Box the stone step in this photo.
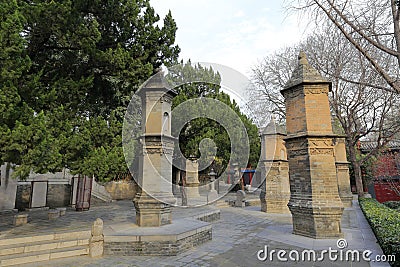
[0,230,91,247]
[0,246,89,266]
[0,238,89,257]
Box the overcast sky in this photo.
[151,0,311,77]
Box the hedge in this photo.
[383,201,400,212]
[359,198,400,267]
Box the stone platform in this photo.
[0,201,220,262]
[103,204,220,256]
[104,218,212,256]
[0,198,389,267]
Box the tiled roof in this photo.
[360,140,400,151]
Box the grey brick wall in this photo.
[104,230,212,256]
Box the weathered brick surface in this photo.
[196,212,220,222]
[260,120,290,214]
[134,71,176,227]
[334,137,353,207]
[281,52,344,238]
[103,230,212,256]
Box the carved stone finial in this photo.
[298,51,308,65]
[282,50,330,90]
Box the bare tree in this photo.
[249,46,299,127]
[287,0,400,92]
[249,25,400,197]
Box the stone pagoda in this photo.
[134,70,177,227]
[334,137,353,207]
[281,52,344,238]
[259,117,290,213]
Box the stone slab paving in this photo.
[0,201,220,239]
[7,198,391,267]
[0,197,389,267]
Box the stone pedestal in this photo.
[261,161,290,213]
[134,71,177,227]
[48,210,60,220]
[281,52,344,239]
[13,214,28,226]
[207,181,218,204]
[260,119,290,213]
[334,137,353,207]
[185,159,201,199]
[89,218,104,258]
[135,193,173,226]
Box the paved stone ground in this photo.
[0,201,220,239]
[3,196,391,267]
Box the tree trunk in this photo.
[348,144,364,197]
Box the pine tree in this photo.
[1,0,180,181]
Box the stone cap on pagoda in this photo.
[281,51,331,93]
[261,115,286,136]
[136,68,177,97]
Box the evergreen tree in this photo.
[1,0,180,181]
[0,0,33,168]
[169,61,260,174]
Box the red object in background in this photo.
[372,152,400,202]
[374,182,400,203]
[374,154,399,178]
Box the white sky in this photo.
[151,0,311,77]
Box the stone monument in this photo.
[281,52,344,238]
[134,70,177,227]
[334,137,353,207]
[207,168,218,203]
[185,157,201,200]
[259,117,290,213]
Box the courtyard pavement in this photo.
[0,194,392,267]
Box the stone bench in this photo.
[48,210,60,220]
[13,214,28,226]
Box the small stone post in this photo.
[185,157,201,199]
[207,168,218,203]
[259,117,290,213]
[334,137,353,207]
[281,52,344,238]
[89,218,104,258]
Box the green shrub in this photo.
[383,201,400,211]
[359,198,400,267]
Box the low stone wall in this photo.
[195,210,220,222]
[104,229,212,256]
[104,181,137,200]
[103,209,219,256]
